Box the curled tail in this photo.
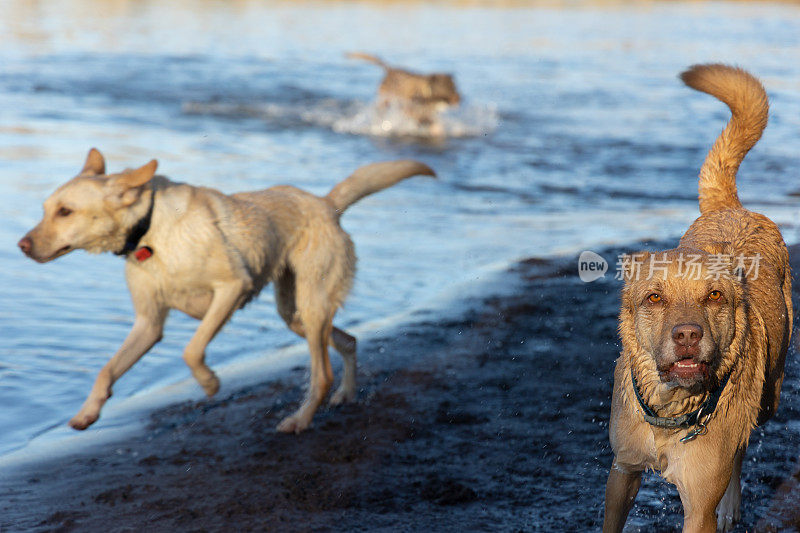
[681,64,769,214]
[326,160,435,215]
[346,52,389,70]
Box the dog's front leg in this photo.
[70,314,165,430]
[679,453,733,533]
[182,281,247,397]
[603,460,642,533]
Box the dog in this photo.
[347,52,460,133]
[604,64,792,532]
[18,150,434,433]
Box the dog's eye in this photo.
[708,290,722,301]
[647,293,662,303]
[57,207,73,217]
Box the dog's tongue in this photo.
[669,359,707,380]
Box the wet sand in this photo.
[1,244,799,532]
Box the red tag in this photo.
[134,247,153,262]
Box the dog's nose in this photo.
[18,236,33,256]
[672,323,703,346]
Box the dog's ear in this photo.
[81,148,106,175]
[117,160,158,189]
[105,160,158,207]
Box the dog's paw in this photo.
[329,386,356,406]
[69,410,99,431]
[716,512,738,533]
[199,373,220,397]
[276,414,310,434]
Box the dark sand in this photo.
[1,245,799,532]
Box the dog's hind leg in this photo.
[328,327,357,405]
[275,269,358,406]
[281,318,357,407]
[276,311,335,433]
[182,280,248,397]
[276,269,340,433]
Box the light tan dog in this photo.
[18,151,434,433]
[347,52,460,129]
[604,65,792,532]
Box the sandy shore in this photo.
[1,244,799,532]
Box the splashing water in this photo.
[332,101,499,139]
[183,98,499,139]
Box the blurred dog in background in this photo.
[347,52,460,135]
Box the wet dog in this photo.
[604,65,792,532]
[18,151,434,433]
[347,52,460,133]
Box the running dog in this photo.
[18,151,434,433]
[604,65,792,532]
[347,52,460,131]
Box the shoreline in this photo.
[1,243,798,531]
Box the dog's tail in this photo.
[681,64,769,214]
[326,161,435,215]
[346,52,389,70]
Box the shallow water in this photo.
[1,0,799,480]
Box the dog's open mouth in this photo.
[666,358,709,381]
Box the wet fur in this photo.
[20,150,434,434]
[604,65,792,532]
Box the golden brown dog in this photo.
[18,151,434,433]
[604,65,792,532]
[347,52,460,131]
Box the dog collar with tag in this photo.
[133,246,153,262]
[630,367,730,443]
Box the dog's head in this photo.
[426,74,460,106]
[620,248,743,391]
[18,149,158,262]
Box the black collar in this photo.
[630,366,730,443]
[115,186,155,257]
